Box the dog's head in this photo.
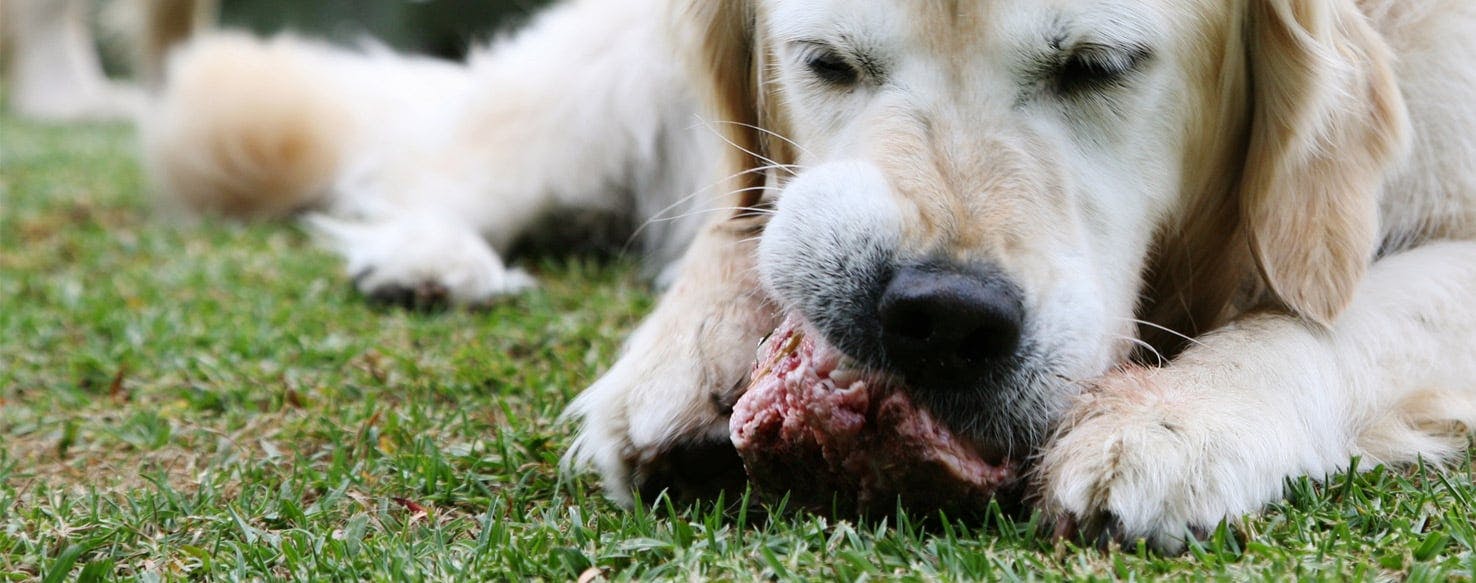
[682,0,1408,456]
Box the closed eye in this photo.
[797,42,863,87]
[1053,44,1152,95]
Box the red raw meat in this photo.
[730,315,1018,516]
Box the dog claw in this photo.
[1058,511,1131,550]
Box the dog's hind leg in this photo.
[307,0,715,305]
[142,31,528,306]
[145,0,714,306]
[307,211,535,309]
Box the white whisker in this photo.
[627,173,786,244]
[1115,317,1205,348]
[708,120,814,157]
[692,115,797,176]
[1116,334,1167,367]
[646,206,777,226]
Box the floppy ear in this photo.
[1240,0,1409,324]
[672,1,794,215]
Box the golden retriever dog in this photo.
[145,0,1474,552]
[1,0,213,121]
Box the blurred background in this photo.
[4,0,556,120]
[215,0,553,60]
[75,0,556,79]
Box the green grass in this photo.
[1,116,1473,581]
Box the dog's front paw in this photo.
[567,374,746,506]
[562,326,751,505]
[308,213,536,308]
[1036,368,1291,554]
[563,296,777,505]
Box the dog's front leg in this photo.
[1038,241,1476,553]
[564,215,779,505]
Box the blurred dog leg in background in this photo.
[0,0,213,122]
[135,0,218,85]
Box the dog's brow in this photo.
[1045,9,1158,54]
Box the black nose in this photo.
[878,265,1024,386]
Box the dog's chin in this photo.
[729,314,1026,516]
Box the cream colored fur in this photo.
[137,0,1475,554]
[565,0,1476,554]
[144,0,716,303]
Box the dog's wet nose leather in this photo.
[878,265,1024,387]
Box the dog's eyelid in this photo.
[1038,40,1154,97]
[1068,42,1153,72]
[792,40,868,87]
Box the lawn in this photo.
[1,116,1473,581]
